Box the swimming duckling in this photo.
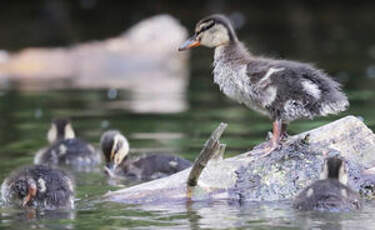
[46,118,75,144]
[179,15,348,154]
[34,119,101,170]
[293,156,360,211]
[1,165,74,209]
[100,130,192,181]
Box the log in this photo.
[103,116,375,204]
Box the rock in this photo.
[0,14,188,81]
[103,116,375,204]
[0,50,9,64]
[0,15,189,113]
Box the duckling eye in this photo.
[203,23,214,31]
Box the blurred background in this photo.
[0,1,375,229]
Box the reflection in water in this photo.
[103,77,188,113]
[134,200,375,229]
[0,207,75,230]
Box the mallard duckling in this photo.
[1,165,74,209]
[293,156,360,211]
[179,15,348,154]
[100,130,192,181]
[46,118,75,144]
[34,119,101,170]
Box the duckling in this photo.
[46,118,75,144]
[100,130,192,181]
[34,119,101,170]
[293,156,360,211]
[179,15,348,154]
[1,165,74,209]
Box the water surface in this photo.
[0,77,374,229]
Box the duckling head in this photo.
[8,176,37,207]
[47,118,76,144]
[320,156,348,185]
[100,130,130,176]
[178,14,238,51]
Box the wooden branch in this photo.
[187,122,227,187]
[213,144,226,161]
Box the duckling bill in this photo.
[100,130,192,181]
[1,165,74,209]
[179,15,348,154]
[293,156,360,211]
[34,119,101,170]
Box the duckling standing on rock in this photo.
[179,15,348,154]
[1,165,74,209]
[293,156,361,211]
[34,119,101,170]
[100,130,192,181]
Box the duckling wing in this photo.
[130,154,191,180]
[39,138,100,168]
[247,59,325,100]
[247,59,348,120]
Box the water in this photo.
[1,2,375,229]
[0,79,374,229]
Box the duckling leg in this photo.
[251,120,282,156]
[249,119,286,156]
[281,123,289,141]
[268,120,282,151]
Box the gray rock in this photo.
[0,15,189,113]
[104,116,375,204]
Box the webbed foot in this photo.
[247,119,284,156]
[248,140,281,156]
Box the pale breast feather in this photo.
[213,59,271,116]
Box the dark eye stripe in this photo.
[197,21,215,35]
